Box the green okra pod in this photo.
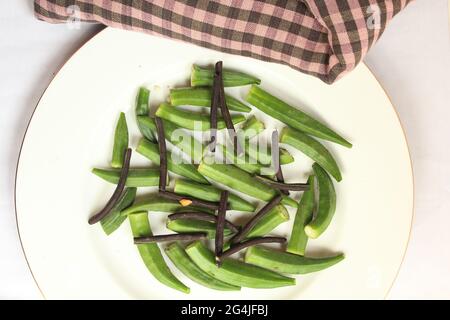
[155,103,246,131]
[246,205,289,238]
[135,88,156,142]
[174,179,255,212]
[245,246,344,274]
[120,194,213,216]
[111,112,129,168]
[245,144,294,166]
[287,175,315,255]
[217,144,272,177]
[136,116,205,163]
[100,187,137,235]
[129,212,189,293]
[240,116,265,139]
[92,168,164,187]
[223,204,289,251]
[186,241,295,288]
[246,85,351,148]
[280,127,342,181]
[170,87,251,113]
[197,160,298,208]
[166,219,233,239]
[136,138,209,184]
[191,65,261,87]
[304,163,336,239]
[165,243,240,291]
[136,87,150,116]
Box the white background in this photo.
[0,0,449,299]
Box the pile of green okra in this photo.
[88,63,350,293]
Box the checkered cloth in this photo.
[34,0,412,84]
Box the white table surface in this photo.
[1,0,449,300]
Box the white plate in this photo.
[15,28,413,299]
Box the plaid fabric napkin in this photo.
[34,0,411,84]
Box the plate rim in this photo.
[14,27,414,300]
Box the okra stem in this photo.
[245,246,344,274]
[304,163,336,239]
[129,212,189,293]
[92,168,164,187]
[170,87,251,112]
[186,241,295,288]
[165,243,241,291]
[191,65,261,87]
[111,112,129,168]
[287,175,315,255]
[155,103,246,131]
[246,85,351,148]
